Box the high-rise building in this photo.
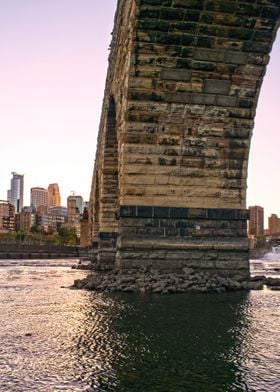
[67,195,83,214]
[48,183,61,208]
[268,214,280,235]
[8,172,24,213]
[30,187,48,211]
[248,206,264,236]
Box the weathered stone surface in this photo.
[161,69,192,81]
[88,0,280,278]
[203,79,231,94]
[72,267,265,295]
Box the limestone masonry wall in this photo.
[89,0,280,277]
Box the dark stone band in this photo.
[119,205,249,221]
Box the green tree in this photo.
[16,231,25,242]
[30,225,39,234]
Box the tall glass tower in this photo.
[8,172,24,213]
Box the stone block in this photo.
[165,228,179,236]
[197,36,215,48]
[238,99,254,109]
[216,95,237,107]
[215,260,238,270]
[154,207,170,218]
[173,0,203,9]
[180,34,195,46]
[194,48,225,62]
[170,21,196,32]
[226,51,249,65]
[159,219,176,228]
[170,207,188,218]
[228,28,254,40]
[165,92,192,103]
[161,7,185,21]
[243,41,271,54]
[144,218,160,228]
[192,93,216,105]
[203,79,231,95]
[187,208,208,219]
[136,227,165,236]
[135,206,153,218]
[156,32,182,45]
[160,68,192,81]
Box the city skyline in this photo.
[0,0,279,220]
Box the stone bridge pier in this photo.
[89,0,280,277]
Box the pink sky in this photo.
[0,1,279,227]
[0,0,117,205]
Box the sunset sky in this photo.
[0,0,279,226]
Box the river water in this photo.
[0,255,279,392]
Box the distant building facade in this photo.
[48,206,68,216]
[0,200,15,232]
[30,187,48,211]
[248,206,264,236]
[268,214,280,236]
[8,172,24,213]
[40,213,66,234]
[67,195,83,214]
[48,183,61,208]
[17,211,36,232]
[65,195,82,238]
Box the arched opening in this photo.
[247,32,280,233]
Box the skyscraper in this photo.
[48,183,61,208]
[248,206,264,236]
[30,187,48,211]
[268,214,280,235]
[8,172,24,213]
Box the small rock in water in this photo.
[251,275,266,282]
[247,281,264,290]
[265,277,280,287]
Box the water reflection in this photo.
[73,291,278,392]
[0,260,279,391]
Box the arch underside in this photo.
[90,0,280,277]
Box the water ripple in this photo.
[0,258,279,391]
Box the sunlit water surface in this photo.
[0,255,279,392]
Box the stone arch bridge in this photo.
[89,0,279,278]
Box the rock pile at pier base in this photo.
[72,267,280,294]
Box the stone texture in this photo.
[72,267,265,295]
[88,0,280,277]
